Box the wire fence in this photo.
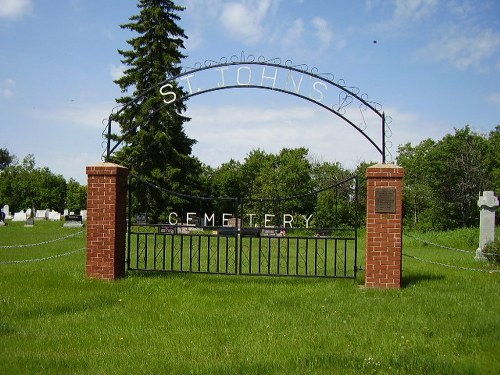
[0,230,85,264]
[403,233,500,273]
[0,230,84,249]
[0,248,85,264]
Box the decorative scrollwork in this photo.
[103,51,389,163]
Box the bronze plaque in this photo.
[375,188,396,213]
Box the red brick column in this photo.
[86,163,128,280]
[365,164,404,288]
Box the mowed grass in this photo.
[0,221,499,374]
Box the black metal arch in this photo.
[103,55,390,163]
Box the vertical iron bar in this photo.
[306,238,310,276]
[324,239,328,276]
[267,237,271,274]
[126,176,132,271]
[179,234,184,271]
[344,240,348,276]
[296,238,300,275]
[170,234,175,271]
[286,237,290,275]
[198,235,202,272]
[382,112,386,163]
[354,175,359,278]
[162,235,166,270]
[334,239,338,276]
[314,238,318,276]
[258,236,262,274]
[189,235,193,272]
[106,118,112,162]
[237,198,241,275]
[207,234,211,272]
[277,237,281,275]
[153,233,158,270]
[144,234,148,269]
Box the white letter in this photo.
[237,66,252,85]
[302,214,313,228]
[204,213,215,226]
[222,213,232,227]
[246,213,256,227]
[186,212,196,225]
[283,214,294,228]
[264,214,275,228]
[180,74,195,94]
[261,67,278,89]
[285,71,304,94]
[160,83,176,104]
[216,67,229,87]
[311,81,327,102]
[168,212,178,225]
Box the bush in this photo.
[482,237,500,265]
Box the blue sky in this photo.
[0,0,499,184]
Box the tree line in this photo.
[3,1,498,231]
[396,125,499,230]
[0,151,87,215]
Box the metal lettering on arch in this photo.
[103,52,392,163]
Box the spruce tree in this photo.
[112,0,202,221]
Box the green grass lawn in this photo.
[0,221,499,374]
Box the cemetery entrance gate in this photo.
[126,174,359,279]
[87,54,404,288]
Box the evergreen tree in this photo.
[112,0,202,221]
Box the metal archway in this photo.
[102,53,391,162]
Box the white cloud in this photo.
[487,92,500,105]
[283,18,304,46]
[312,17,333,48]
[421,26,500,71]
[185,104,389,168]
[33,101,114,129]
[220,0,273,45]
[0,78,15,98]
[110,64,126,81]
[0,0,33,20]
[393,0,437,22]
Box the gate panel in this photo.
[126,175,358,279]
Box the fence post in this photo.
[365,163,404,288]
[86,162,129,280]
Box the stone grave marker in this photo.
[64,214,83,228]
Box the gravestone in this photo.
[48,210,61,221]
[25,217,34,227]
[2,205,10,219]
[0,210,5,226]
[12,211,27,222]
[475,191,499,261]
[64,214,83,228]
[80,210,87,222]
[26,208,32,219]
[136,213,147,225]
[35,209,48,220]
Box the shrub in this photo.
[482,237,500,265]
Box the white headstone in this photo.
[12,211,27,222]
[2,205,10,219]
[64,209,69,216]
[35,210,47,220]
[80,210,87,222]
[48,210,61,221]
[475,191,499,261]
[26,208,32,218]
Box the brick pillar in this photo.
[86,162,128,280]
[365,163,404,288]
